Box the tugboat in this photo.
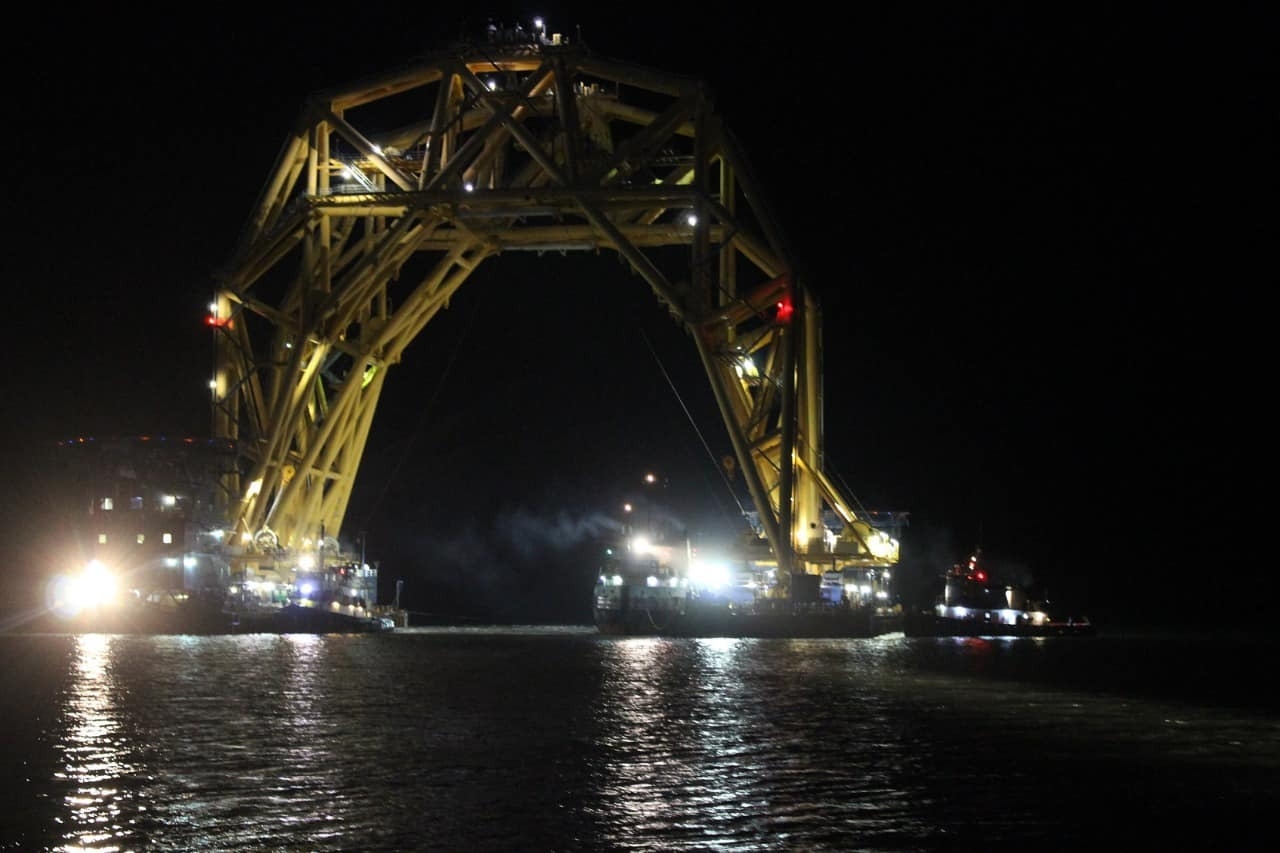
[903,550,1094,638]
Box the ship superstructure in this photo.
[40,435,393,632]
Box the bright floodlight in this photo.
[689,558,731,590]
[868,530,898,559]
[52,560,118,615]
[81,560,116,604]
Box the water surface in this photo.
[2,627,1275,851]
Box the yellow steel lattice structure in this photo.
[210,34,899,578]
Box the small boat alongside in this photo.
[231,601,398,634]
[902,551,1094,638]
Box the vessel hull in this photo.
[11,600,394,635]
[902,611,1095,638]
[594,604,902,639]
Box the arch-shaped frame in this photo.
[209,35,900,592]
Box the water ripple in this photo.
[1,630,1277,851]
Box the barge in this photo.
[25,572,398,636]
[592,524,903,639]
[26,436,404,637]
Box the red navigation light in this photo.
[975,570,987,582]
[775,295,794,324]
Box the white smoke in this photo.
[495,508,625,557]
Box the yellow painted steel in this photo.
[210,37,900,581]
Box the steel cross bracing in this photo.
[209,37,899,579]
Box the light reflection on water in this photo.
[1,629,1276,851]
[57,634,134,853]
[592,636,940,851]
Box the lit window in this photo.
[137,533,146,545]
[162,532,173,544]
[131,496,144,510]
[101,498,114,511]
[98,533,108,544]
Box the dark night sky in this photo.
[1,3,1266,626]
